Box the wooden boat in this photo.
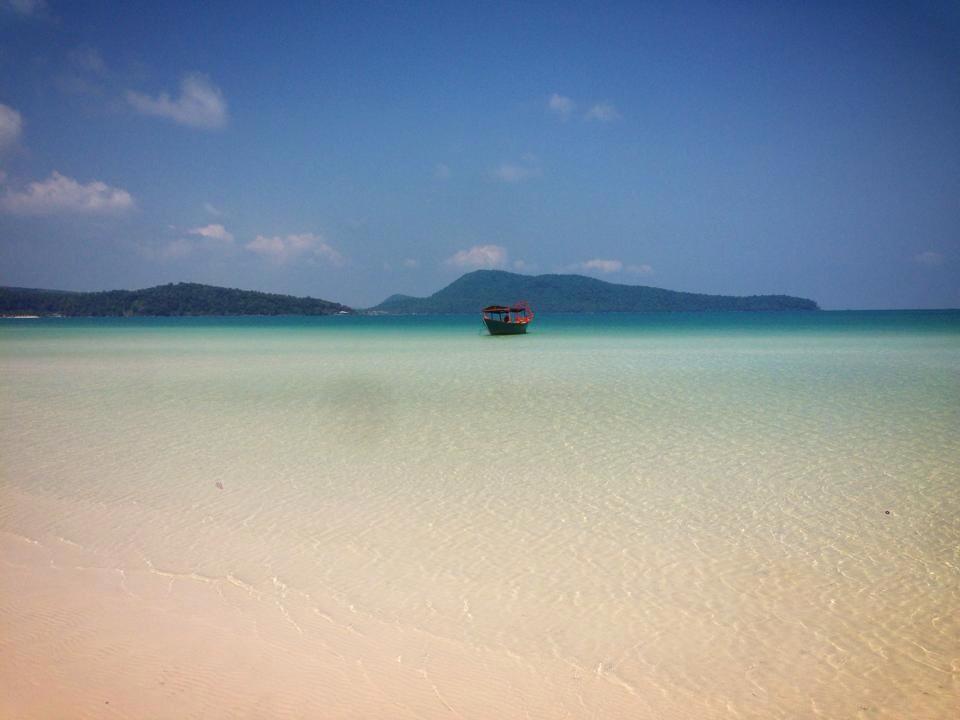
[482,302,534,335]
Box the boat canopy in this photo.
[481,300,534,334]
[482,304,530,313]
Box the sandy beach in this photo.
[2,315,958,718]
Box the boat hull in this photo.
[483,318,528,335]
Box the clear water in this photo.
[2,311,958,718]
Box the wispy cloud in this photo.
[2,0,48,18]
[571,258,653,276]
[70,46,106,75]
[245,232,344,265]
[402,258,420,268]
[152,224,235,261]
[445,244,508,269]
[548,93,623,123]
[914,250,944,267]
[127,73,228,129]
[580,258,623,273]
[0,171,134,215]
[188,223,233,243]
[157,238,194,260]
[57,46,109,96]
[203,201,224,217]
[494,163,538,183]
[0,103,23,152]
[585,103,622,122]
[492,154,541,183]
[434,163,451,180]
[548,93,574,118]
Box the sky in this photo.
[0,0,957,309]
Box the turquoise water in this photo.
[4,307,959,333]
[2,311,958,719]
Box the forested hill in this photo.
[370,270,819,314]
[0,283,351,316]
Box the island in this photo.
[368,270,819,314]
[0,283,351,317]
[1,272,819,317]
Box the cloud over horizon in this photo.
[572,259,653,276]
[0,171,134,215]
[580,258,622,273]
[444,244,508,269]
[127,74,228,129]
[153,224,235,261]
[245,233,344,265]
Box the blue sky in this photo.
[0,0,957,308]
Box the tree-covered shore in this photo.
[369,270,819,314]
[0,283,351,317]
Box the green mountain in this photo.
[0,283,351,317]
[370,270,819,313]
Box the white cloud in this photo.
[914,250,944,267]
[402,258,420,268]
[2,0,47,17]
[586,103,622,122]
[445,244,508,269]
[188,223,233,243]
[0,171,134,215]
[548,93,574,118]
[493,155,541,183]
[245,233,344,265]
[127,73,228,129]
[0,103,23,152]
[203,201,224,217]
[581,258,623,273]
[570,258,652,275]
[151,224,234,261]
[434,163,451,180]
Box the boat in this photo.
[482,301,534,335]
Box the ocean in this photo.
[1,311,958,718]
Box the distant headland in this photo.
[1,271,819,317]
[369,270,819,314]
[0,283,350,317]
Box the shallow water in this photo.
[2,311,958,718]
